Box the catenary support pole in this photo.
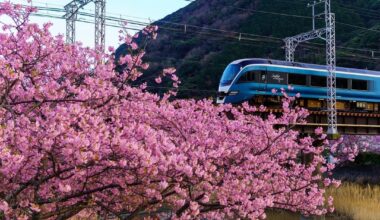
[64,0,106,51]
[283,0,338,138]
[95,0,106,51]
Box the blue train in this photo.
[217,58,380,112]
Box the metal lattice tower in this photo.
[95,0,106,51]
[325,1,337,136]
[65,5,78,44]
[285,39,296,62]
[283,0,338,136]
[64,0,106,51]
[284,28,326,62]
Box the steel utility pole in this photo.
[95,0,106,51]
[65,4,78,45]
[283,0,338,138]
[64,0,106,51]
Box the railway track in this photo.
[260,109,380,135]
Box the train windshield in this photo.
[220,64,242,86]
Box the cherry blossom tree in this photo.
[341,135,379,154]
[0,2,344,219]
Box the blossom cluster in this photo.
[0,2,346,219]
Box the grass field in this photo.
[69,183,380,220]
[268,183,380,220]
[327,183,380,220]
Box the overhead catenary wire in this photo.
[184,0,380,21]
[187,1,380,35]
[240,0,380,20]
[8,2,380,55]
[26,2,380,52]
[25,1,380,34]
[152,31,380,64]
[41,4,380,56]
[3,2,379,65]
[29,8,380,64]
[290,0,380,15]
[231,6,380,34]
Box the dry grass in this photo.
[268,183,380,220]
[267,210,300,220]
[68,183,380,220]
[327,183,380,220]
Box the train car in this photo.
[217,58,380,112]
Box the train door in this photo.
[254,68,267,91]
[262,70,268,91]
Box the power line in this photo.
[337,22,380,34]
[154,30,380,63]
[5,2,380,64]
[21,3,380,55]
[42,3,380,52]
[231,6,380,34]
[273,0,380,16]
[29,1,380,36]
[280,0,380,21]
[103,9,380,54]
[29,8,380,64]
[188,0,380,28]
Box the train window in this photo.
[237,72,248,83]
[237,74,247,83]
[352,79,368,90]
[288,74,307,85]
[237,71,258,83]
[336,78,348,89]
[267,71,288,85]
[260,71,267,83]
[310,76,327,87]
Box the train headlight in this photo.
[228,91,239,96]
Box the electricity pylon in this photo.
[283,0,338,138]
[64,0,106,51]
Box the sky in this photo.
[1,0,191,48]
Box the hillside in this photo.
[139,0,380,98]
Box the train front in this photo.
[217,63,243,104]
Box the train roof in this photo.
[231,58,380,76]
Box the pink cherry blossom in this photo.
[155,76,162,84]
[59,184,72,193]
[0,2,355,220]
[315,127,324,135]
[0,201,9,212]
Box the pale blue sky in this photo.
[1,0,190,48]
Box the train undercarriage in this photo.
[248,95,380,113]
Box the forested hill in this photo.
[140,0,380,98]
